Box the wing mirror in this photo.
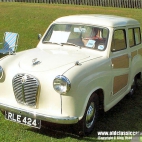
[38,34,42,40]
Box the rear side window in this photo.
[111,29,127,52]
[128,27,141,47]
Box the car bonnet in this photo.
[19,48,92,72]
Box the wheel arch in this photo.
[95,89,104,111]
[87,88,104,112]
[135,72,141,79]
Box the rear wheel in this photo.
[128,76,138,96]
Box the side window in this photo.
[128,27,141,47]
[134,27,141,45]
[111,29,127,52]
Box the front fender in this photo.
[61,59,112,119]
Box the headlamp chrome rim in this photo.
[53,75,71,94]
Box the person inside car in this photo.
[82,28,102,46]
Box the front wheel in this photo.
[74,93,99,136]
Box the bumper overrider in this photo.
[0,103,79,125]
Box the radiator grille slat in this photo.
[12,74,39,108]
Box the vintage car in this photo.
[0,14,142,135]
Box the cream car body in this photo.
[0,14,142,134]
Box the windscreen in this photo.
[43,24,109,51]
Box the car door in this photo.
[110,28,131,97]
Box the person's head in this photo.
[92,28,99,37]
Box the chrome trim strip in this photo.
[0,103,79,124]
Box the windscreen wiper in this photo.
[43,41,63,46]
[61,42,81,48]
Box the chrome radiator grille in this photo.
[12,74,39,108]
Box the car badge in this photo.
[21,75,27,84]
[32,58,41,66]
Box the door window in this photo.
[111,29,127,52]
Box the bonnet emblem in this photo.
[32,58,41,66]
[21,75,27,84]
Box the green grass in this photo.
[0,2,142,142]
[0,2,142,51]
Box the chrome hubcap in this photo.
[86,102,96,128]
[130,79,135,95]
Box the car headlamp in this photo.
[0,66,3,80]
[53,75,71,94]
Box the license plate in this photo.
[5,111,41,129]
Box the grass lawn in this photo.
[0,2,142,142]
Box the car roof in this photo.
[54,14,140,28]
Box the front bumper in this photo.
[0,103,79,124]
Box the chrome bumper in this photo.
[0,103,79,124]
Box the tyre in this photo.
[74,93,99,136]
[128,76,138,96]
